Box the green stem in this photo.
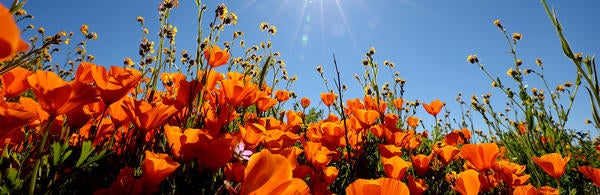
[28,115,56,195]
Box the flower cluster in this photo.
[1,1,600,195]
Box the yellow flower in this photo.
[493,19,503,29]
[506,68,516,77]
[268,25,277,35]
[491,81,498,87]
[467,55,478,64]
[216,4,228,20]
[124,57,135,66]
[80,24,89,35]
[260,22,270,31]
[512,32,522,41]
[136,16,145,24]
[228,12,238,25]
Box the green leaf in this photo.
[5,167,22,189]
[50,143,61,166]
[586,87,600,128]
[50,142,72,166]
[6,168,18,184]
[257,54,274,90]
[62,150,73,164]
[9,0,26,14]
[569,189,578,195]
[76,141,94,168]
[83,150,111,168]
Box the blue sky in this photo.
[9,0,600,135]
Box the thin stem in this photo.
[28,115,56,195]
[333,54,352,163]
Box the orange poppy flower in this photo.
[300,97,310,108]
[241,149,310,195]
[203,45,230,68]
[353,108,380,128]
[363,95,387,114]
[164,125,199,160]
[197,69,224,92]
[411,154,433,176]
[27,70,100,116]
[435,145,460,165]
[292,165,313,182]
[256,97,277,112]
[532,153,570,179]
[107,97,130,127]
[303,141,336,169]
[323,114,342,126]
[323,166,339,185]
[0,4,29,62]
[369,125,386,138]
[226,71,252,82]
[219,79,259,107]
[274,89,290,102]
[284,110,303,133]
[224,162,246,183]
[493,160,529,187]
[304,124,322,142]
[0,100,35,136]
[320,92,336,107]
[378,144,402,159]
[345,117,362,132]
[493,160,525,176]
[382,156,412,180]
[345,178,409,195]
[77,63,142,105]
[578,166,600,188]
[537,186,559,195]
[279,147,303,170]
[239,122,266,148]
[517,122,527,134]
[0,66,31,97]
[408,175,428,195]
[389,131,411,148]
[346,179,381,195]
[393,97,403,110]
[262,129,300,152]
[405,135,422,150]
[406,116,420,129]
[121,97,177,131]
[276,179,311,195]
[344,98,364,114]
[512,184,537,195]
[160,72,196,107]
[196,132,235,172]
[18,97,44,125]
[422,99,444,117]
[444,128,472,146]
[94,167,143,195]
[73,119,114,146]
[383,113,399,130]
[310,171,334,195]
[141,150,180,191]
[460,143,500,171]
[65,101,105,130]
[321,121,343,143]
[455,169,481,195]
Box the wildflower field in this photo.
[2,0,600,194]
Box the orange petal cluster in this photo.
[0,4,29,62]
